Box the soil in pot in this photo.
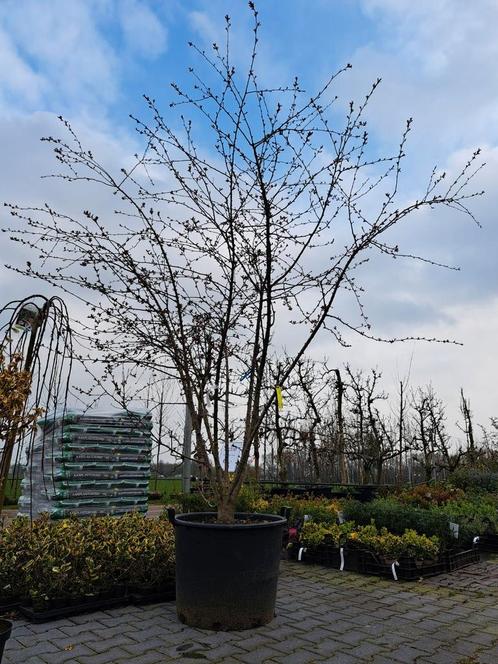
[172,511,286,631]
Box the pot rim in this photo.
[173,512,286,530]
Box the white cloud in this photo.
[119,0,168,58]
[349,0,498,152]
[0,0,119,114]
[0,27,46,111]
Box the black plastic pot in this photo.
[0,620,12,663]
[170,511,286,630]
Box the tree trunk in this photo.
[308,432,320,481]
[275,400,287,481]
[375,459,383,485]
[217,494,237,523]
[335,369,348,484]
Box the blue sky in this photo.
[1,0,497,435]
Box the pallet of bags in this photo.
[18,408,153,519]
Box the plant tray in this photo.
[0,600,23,613]
[296,544,361,572]
[19,595,127,624]
[476,534,498,552]
[303,544,341,567]
[358,551,447,580]
[127,582,175,605]
[445,547,480,571]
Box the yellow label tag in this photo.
[275,385,284,410]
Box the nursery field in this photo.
[2,471,498,624]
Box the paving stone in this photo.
[347,641,388,659]
[201,642,249,661]
[475,648,498,664]
[122,637,172,655]
[77,646,131,664]
[307,638,353,657]
[331,628,372,646]
[426,649,474,664]
[270,636,319,654]
[466,631,497,646]
[158,641,246,661]
[39,643,96,662]
[59,622,107,637]
[311,653,361,664]
[268,648,325,663]
[387,644,429,662]
[409,636,448,653]
[115,651,166,664]
[86,634,146,653]
[297,626,344,644]
[235,634,279,651]
[4,639,60,660]
[5,560,498,664]
[236,645,285,663]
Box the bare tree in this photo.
[4,6,483,520]
[345,366,403,483]
[459,388,480,466]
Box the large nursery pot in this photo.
[0,620,12,663]
[168,510,286,630]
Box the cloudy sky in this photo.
[0,0,497,438]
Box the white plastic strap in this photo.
[298,547,307,561]
[339,547,345,571]
[391,561,400,581]
[473,536,480,545]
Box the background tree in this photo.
[4,6,482,520]
[344,366,403,483]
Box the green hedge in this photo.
[343,494,498,548]
[342,498,454,546]
[0,513,175,609]
[449,469,498,493]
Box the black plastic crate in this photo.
[396,557,447,580]
[358,551,446,580]
[476,534,498,552]
[294,544,361,572]
[445,547,480,571]
[304,544,342,568]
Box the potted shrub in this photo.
[5,5,482,630]
[298,520,358,569]
[348,524,443,579]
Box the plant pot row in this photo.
[475,533,498,552]
[2,581,175,624]
[290,542,480,580]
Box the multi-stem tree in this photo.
[410,385,451,481]
[4,6,482,520]
[345,366,403,483]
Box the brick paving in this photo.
[3,559,498,663]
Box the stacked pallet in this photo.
[18,409,152,519]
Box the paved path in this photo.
[4,560,498,663]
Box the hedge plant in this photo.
[0,513,175,609]
[342,498,453,547]
[171,489,341,525]
[300,520,440,561]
